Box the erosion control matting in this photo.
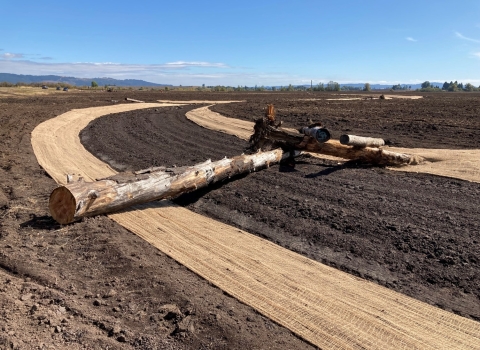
[32,102,480,349]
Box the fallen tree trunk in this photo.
[49,149,295,224]
[339,134,385,148]
[250,117,423,166]
[303,139,421,165]
[125,98,144,103]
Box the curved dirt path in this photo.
[31,103,480,349]
[185,105,254,140]
[157,99,245,104]
[187,105,480,183]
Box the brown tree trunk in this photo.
[249,118,423,166]
[49,149,294,224]
[304,139,422,165]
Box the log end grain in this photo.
[339,134,350,145]
[49,186,76,225]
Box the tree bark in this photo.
[249,118,423,166]
[304,139,421,165]
[49,149,294,224]
[339,134,385,148]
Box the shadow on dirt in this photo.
[20,214,62,230]
[173,172,251,206]
[305,160,375,178]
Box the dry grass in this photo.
[0,86,77,98]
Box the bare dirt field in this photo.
[1,89,480,349]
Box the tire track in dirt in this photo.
[32,103,480,349]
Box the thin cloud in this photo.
[405,37,417,42]
[473,52,480,58]
[1,52,24,59]
[455,32,480,43]
[164,61,229,68]
[39,56,53,60]
[0,58,305,85]
[0,59,232,85]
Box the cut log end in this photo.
[49,186,76,225]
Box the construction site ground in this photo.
[1,89,479,349]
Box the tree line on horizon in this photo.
[393,81,480,92]
[2,80,479,92]
[421,81,479,92]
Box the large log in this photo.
[304,139,422,165]
[340,134,385,148]
[249,117,423,166]
[49,149,296,224]
[125,97,145,103]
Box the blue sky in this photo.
[1,0,480,86]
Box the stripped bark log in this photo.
[340,134,385,148]
[303,139,422,165]
[249,117,423,166]
[49,149,295,224]
[125,98,145,103]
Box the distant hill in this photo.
[0,73,171,87]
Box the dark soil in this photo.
[1,90,479,349]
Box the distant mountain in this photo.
[0,73,171,87]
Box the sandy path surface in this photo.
[157,99,244,104]
[387,147,480,182]
[31,103,480,349]
[189,105,480,184]
[302,95,423,101]
[32,103,174,182]
[383,95,424,100]
[186,105,254,140]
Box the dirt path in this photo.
[305,95,424,101]
[32,103,480,349]
[387,146,480,182]
[32,103,176,183]
[186,105,254,140]
[157,100,244,104]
